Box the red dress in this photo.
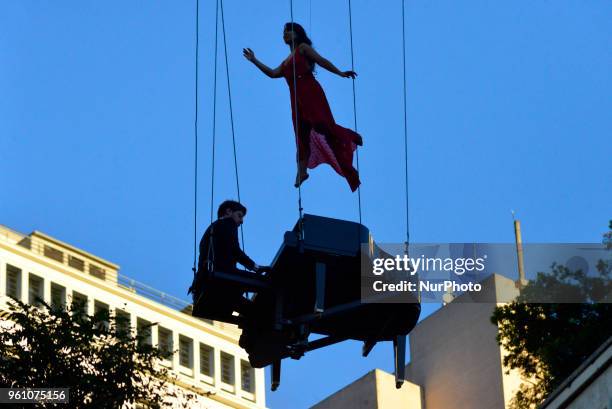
[282,50,362,191]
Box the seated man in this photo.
[189,200,270,320]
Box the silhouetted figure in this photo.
[189,200,270,319]
[244,22,362,191]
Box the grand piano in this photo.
[192,214,421,390]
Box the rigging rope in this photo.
[210,0,219,225]
[289,0,305,240]
[308,0,312,35]
[219,0,245,248]
[192,0,200,274]
[347,0,362,225]
[401,0,411,251]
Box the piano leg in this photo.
[315,262,326,313]
[271,360,281,391]
[393,335,406,389]
[363,315,394,357]
[362,339,377,357]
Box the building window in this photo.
[44,245,64,263]
[28,274,44,306]
[137,318,152,346]
[199,344,214,377]
[157,326,173,358]
[68,255,84,271]
[115,310,131,337]
[94,300,109,315]
[6,264,21,300]
[221,352,235,385]
[50,283,66,308]
[89,264,106,280]
[71,291,88,318]
[241,360,255,393]
[94,301,110,330]
[179,335,193,369]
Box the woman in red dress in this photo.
[243,22,362,191]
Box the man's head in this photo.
[217,200,247,226]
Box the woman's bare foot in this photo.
[294,172,309,188]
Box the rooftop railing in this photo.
[0,228,195,316]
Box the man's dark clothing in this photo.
[197,217,255,274]
[190,217,256,316]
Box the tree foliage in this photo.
[0,299,195,408]
[491,221,612,409]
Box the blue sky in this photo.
[1,1,610,407]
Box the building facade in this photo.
[540,337,611,409]
[312,369,422,409]
[0,224,267,409]
[312,274,523,409]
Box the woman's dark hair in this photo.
[217,200,247,219]
[284,22,312,47]
[284,22,314,72]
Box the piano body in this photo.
[192,214,421,390]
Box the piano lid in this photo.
[272,214,370,264]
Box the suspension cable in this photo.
[219,0,245,248]
[401,0,411,251]
[308,0,312,35]
[192,0,200,274]
[347,0,362,225]
[210,0,219,225]
[289,0,305,240]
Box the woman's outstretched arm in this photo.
[300,44,357,78]
[243,48,283,78]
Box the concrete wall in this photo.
[569,364,611,409]
[311,369,421,409]
[376,370,422,409]
[541,338,612,409]
[406,274,521,409]
[311,370,378,409]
